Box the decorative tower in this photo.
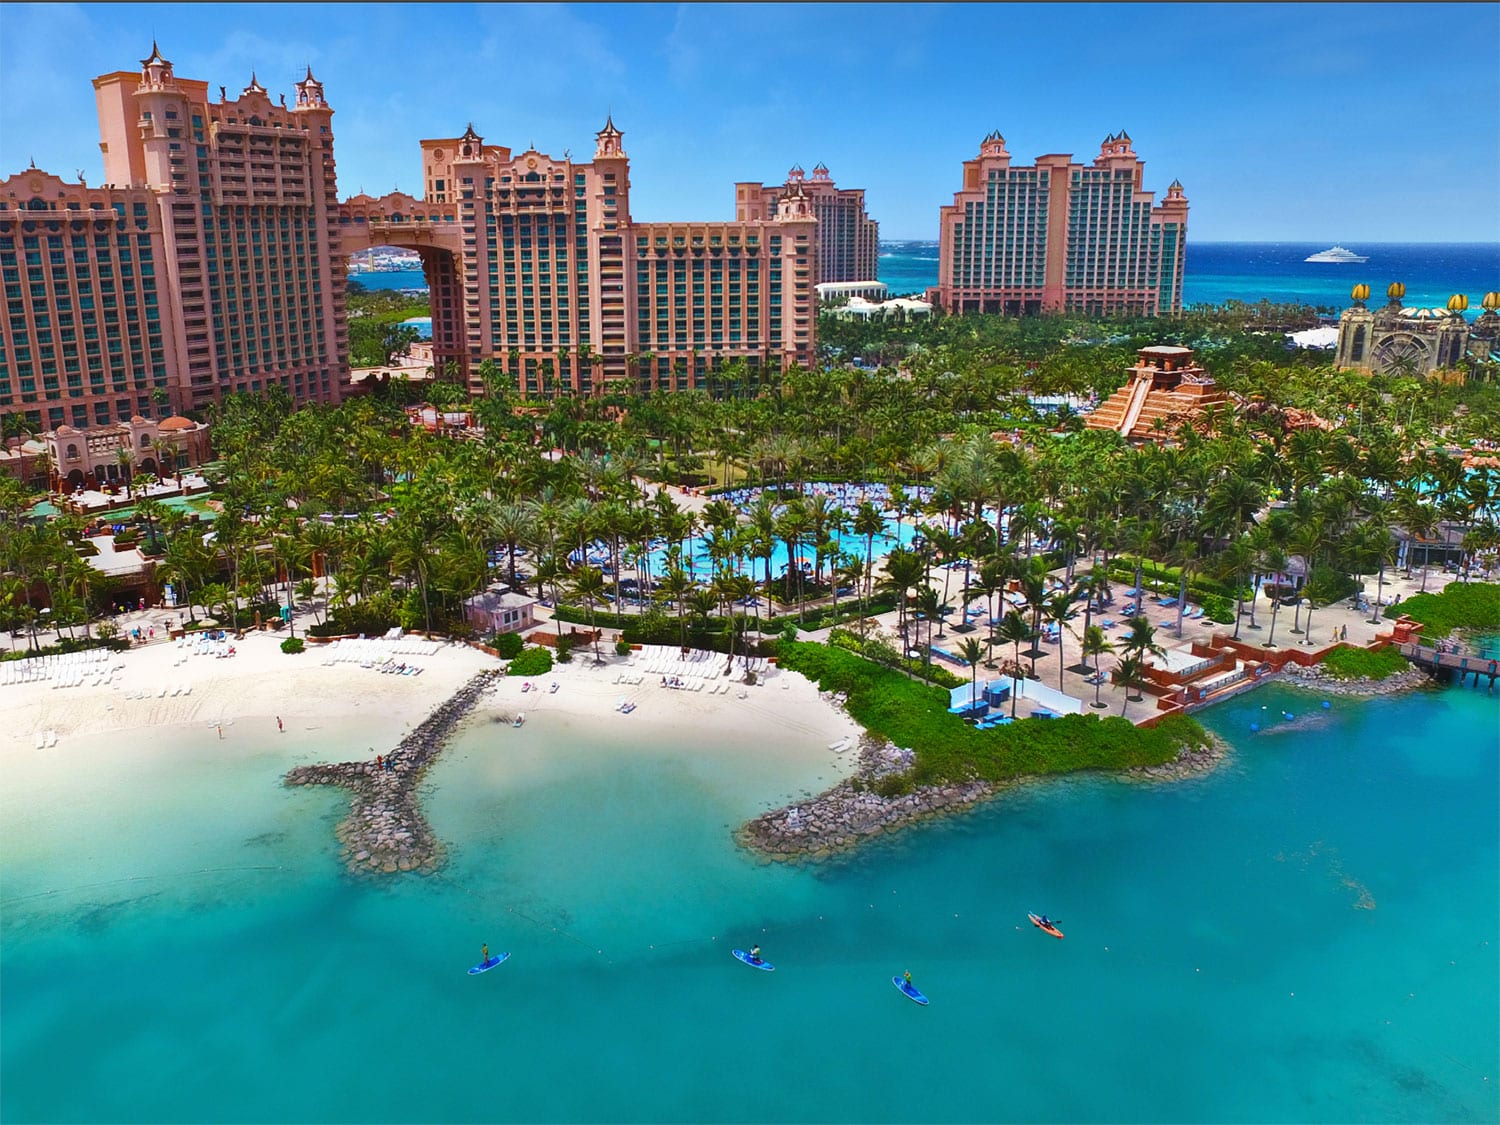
[1434,293,1472,371]
[980,130,1008,159]
[811,161,831,184]
[126,41,183,190]
[594,114,624,159]
[1336,282,1377,371]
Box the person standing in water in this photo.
[481,944,490,964]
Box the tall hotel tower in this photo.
[734,164,879,284]
[0,46,347,431]
[932,131,1187,317]
[340,121,819,396]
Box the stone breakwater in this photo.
[1280,662,1432,698]
[740,730,1226,861]
[284,670,500,876]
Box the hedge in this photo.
[1384,581,1500,640]
[776,640,1205,785]
[1107,555,1247,602]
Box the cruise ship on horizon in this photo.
[1305,245,1369,263]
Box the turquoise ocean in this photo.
[3,661,1497,1122]
[356,241,1500,315]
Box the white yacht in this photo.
[1305,245,1369,263]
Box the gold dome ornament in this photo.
[1351,283,1370,302]
[1387,282,1406,301]
[1482,292,1500,312]
[1446,293,1469,313]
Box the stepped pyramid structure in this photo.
[1085,346,1227,443]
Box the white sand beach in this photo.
[1,632,861,779]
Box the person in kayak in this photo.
[1038,914,1053,927]
[749,945,762,963]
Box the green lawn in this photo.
[776,640,1205,788]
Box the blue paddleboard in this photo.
[468,952,510,975]
[733,949,775,972]
[893,976,929,1005]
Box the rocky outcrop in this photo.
[740,725,1228,861]
[1280,661,1432,697]
[1119,731,1230,783]
[284,670,499,876]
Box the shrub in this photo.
[614,638,633,656]
[1321,646,1409,680]
[280,637,305,655]
[507,645,553,676]
[555,634,576,663]
[491,631,525,659]
[1202,593,1235,625]
[1304,566,1357,608]
[1384,581,1499,640]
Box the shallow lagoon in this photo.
[2,677,1496,1123]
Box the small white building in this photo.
[464,586,538,636]
[817,280,889,304]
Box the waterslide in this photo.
[1116,375,1153,436]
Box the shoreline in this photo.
[737,724,1231,863]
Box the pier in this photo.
[1396,641,1500,690]
[284,669,500,875]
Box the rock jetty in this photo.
[739,734,1004,862]
[284,670,499,876]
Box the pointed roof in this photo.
[598,113,622,136]
[460,122,480,140]
[813,161,828,173]
[1169,178,1183,190]
[304,63,316,82]
[1118,129,1131,142]
[243,71,266,95]
[141,39,169,68]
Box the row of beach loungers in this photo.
[319,636,439,669]
[124,682,193,699]
[632,645,772,683]
[1,648,114,688]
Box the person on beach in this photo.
[376,754,384,770]
[276,716,283,732]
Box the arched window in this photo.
[1351,326,1366,362]
[66,443,80,460]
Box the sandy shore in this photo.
[1,634,861,782]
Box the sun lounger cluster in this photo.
[625,645,774,692]
[175,633,237,661]
[319,635,438,673]
[1,648,113,688]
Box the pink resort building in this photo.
[931,130,1187,317]
[734,164,879,285]
[339,119,819,397]
[1,44,347,445]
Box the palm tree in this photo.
[1115,652,1146,716]
[878,547,925,648]
[995,610,1035,719]
[958,635,986,715]
[656,565,693,651]
[569,564,608,662]
[1260,544,1290,647]
[1081,624,1113,709]
[1042,587,1080,690]
[851,500,885,614]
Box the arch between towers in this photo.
[340,201,469,382]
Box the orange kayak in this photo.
[1028,912,1064,939]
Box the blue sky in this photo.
[2,2,1497,242]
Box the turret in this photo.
[980,130,1007,158]
[294,65,328,110]
[594,114,624,159]
[139,40,176,91]
[456,122,483,162]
